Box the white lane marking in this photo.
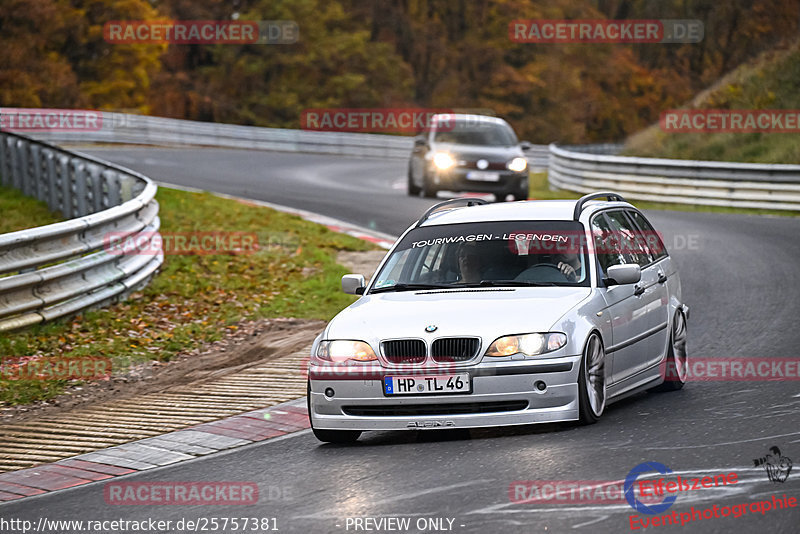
[293,479,492,519]
[571,515,609,529]
[644,431,800,450]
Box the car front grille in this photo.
[462,160,507,171]
[431,337,480,362]
[381,339,426,364]
[343,401,529,417]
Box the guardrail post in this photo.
[43,148,58,212]
[56,153,71,217]
[72,158,89,216]
[0,136,9,187]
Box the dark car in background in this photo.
[408,114,532,201]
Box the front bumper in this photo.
[308,356,581,431]
[431,167,528,194]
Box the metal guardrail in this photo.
[16,110,551,168]
[549,144,800,211]
[0,131,162,331]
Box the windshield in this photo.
[433,121,518,146]
[371,221,590,292]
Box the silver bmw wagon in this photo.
[308,192,689,443]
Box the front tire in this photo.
[307,381,362,443]
[578,333,605,424]
[652,310,688,392]
[421,171,438,198]
[407,164,421,196]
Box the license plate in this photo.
[466,171,500,182]
[384,374,471,395]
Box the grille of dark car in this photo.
[382,339,426,364]
[431,337,480,362]
[343,401,528,416]
[462,160,507,171]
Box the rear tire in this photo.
[578,333,605,425]
[407,165,421,196]
[513,189,528,201]
[307,381,361,443]
[652,310,688,392]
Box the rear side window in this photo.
[601,210,652,268]
[590,213,639,272]
[626,210,668,261]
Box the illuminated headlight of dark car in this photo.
[507,157,528,172]
[315,340,378,362]
[432,152,457,170]
[485,333,567,357]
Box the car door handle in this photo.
[657,272,667,284]
[634,284,645,296]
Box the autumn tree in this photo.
[0,0,164,112]
[149,0,414,126]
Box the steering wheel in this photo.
[525,263,562,272]
[516,263,571,283]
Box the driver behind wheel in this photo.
[455,242,483,284]
[553,252,581,282]
[520,250,582,282]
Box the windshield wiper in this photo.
[370,283,455,293]
[467,279,559,287]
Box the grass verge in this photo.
[0,186,63,233]
[528,171,798,217]
[624,43,800,164]
[0,187,377,405]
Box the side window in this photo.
[591,213,636,272]
[416,243,444,278]
[627,210,668,261]
[604,210,651,267]
[382,249,410,280]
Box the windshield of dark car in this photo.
[371,221,590,292]
[433,121,518,146]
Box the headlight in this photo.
[433,152,456,170]
[485,333,567,357]
[507,157,528,172]
[316,340,378,362]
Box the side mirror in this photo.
[413,135,427,147]
[520,140,532,151]
[604,264,641,286]
[342,274,366,295]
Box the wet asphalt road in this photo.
[2,147,799,534]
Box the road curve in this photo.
[3,146,798,533]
